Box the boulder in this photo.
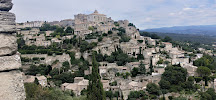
[0,2,13,11]
[0,70,26,100]
[0,53,21,71]
[0,11,16,33]
[0,33,17,56]
[0,0,12,3]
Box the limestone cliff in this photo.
[0,0,26,100]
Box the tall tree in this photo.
[197,66,211,86]
[149,57,154,74]
[146,83,160,95]
[197,66,211,77]
[87,52,106,100]
[139,61,146,74]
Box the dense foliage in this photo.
[24,83,84,100]
[194,55,216,70]
[159,65,197,93]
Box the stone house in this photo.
[110,86,120,93]
[87,10,108,24]
[84,66,92,76]
[180,62,197,76]
[99,66,107,77]
[61,77,89,96]
[152,54,160,66]
[169,48,185,58]
[51,38,62,43]
[118,20,129,28]
[23,21,44,28]
[172,57,189,65]
[126,62,140,70]
[94,37,118,56]
[120,41,144,57]
[36,75,47,87]
[143,48,156,59]
[154,68,165,74]
[119,80,147,100]
[45,31,54,36]
[101,80,110,91]
[74,77,85,83]
[120,84,133,100]
[163,42,172,51]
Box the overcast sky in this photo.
[11,0,216,29]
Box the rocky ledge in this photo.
[0,33,17,56]
[0,11,16,33]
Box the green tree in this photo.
[98,36,103,42]
[159,79,171,90]
[106,56,115,63]
[146,83,160,95]
[206,88,216,100]
[65,26,74,33]
[197,66,211,77]
[62,61,70,72]
[105,91,113,100]
[149,57,154,74]
[108,31,113,35]
[80,41,89,52]
[87,53,106,100]
[96,53,104,62]
[197,66,211,86]
[131,67,139,77]
[55,27,64,33]
[139,61,146,74]
[88,26,94,31]
[159,65,188,92]
[163,36,172,42]
[34,78,39,85]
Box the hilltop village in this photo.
[17,10,216,100]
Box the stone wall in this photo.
[0,0,26,100]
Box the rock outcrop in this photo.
[0,0,13,11]
[0,33,17,56]
[0,70,26,100]
[0,0,26,100]
[0,54,21,71]
[0,11,16,33]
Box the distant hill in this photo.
[144,25,216,36]
[142,32,216,45]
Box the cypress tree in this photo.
[139,61,146,74]
[87,52,106,100]
[149,56,154,74]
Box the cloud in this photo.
[11,0,216,29]
[183,7,193,11]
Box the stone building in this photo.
[163,42,172,51]
[180,62,197,76]
[73,10,114,38]
[87,10,108,23]
[23,21,44,28]
[61,77,89,96]
[0,0,26,99]
[36,75,47,87]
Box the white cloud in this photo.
[183,7,193,11]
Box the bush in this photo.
[137,40,143,43]
[108,31,113,35]
[24,83,75,100]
